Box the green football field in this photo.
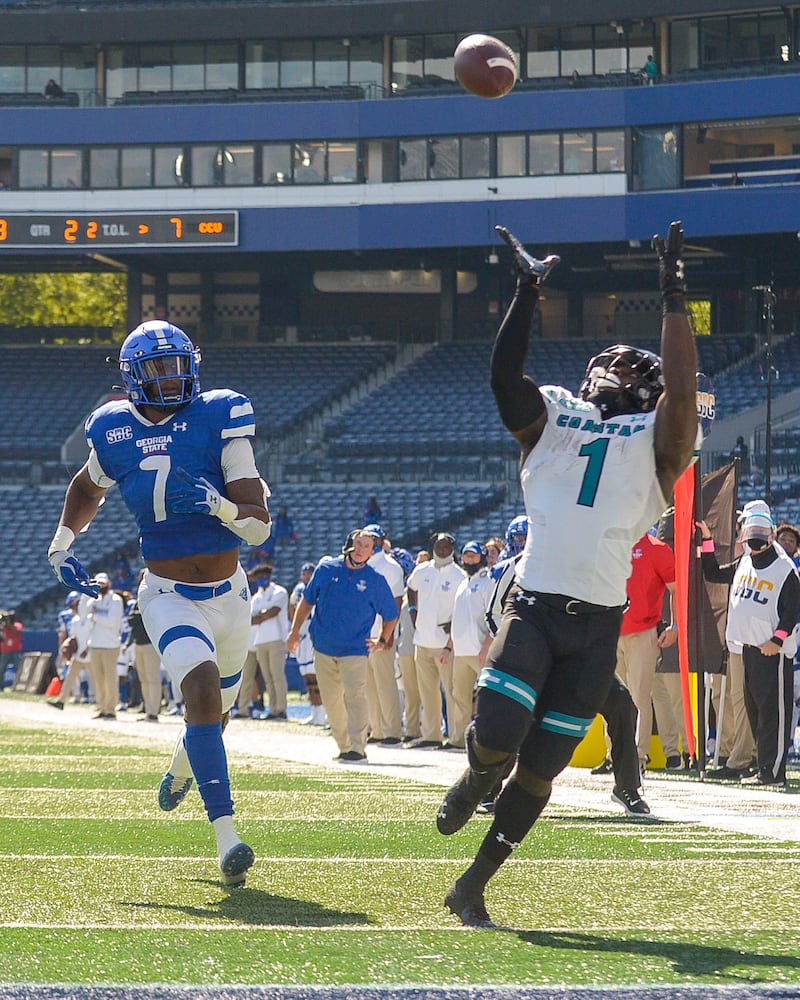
[2,707,800,991]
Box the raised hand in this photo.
[495,225,560,285]
[652,220,685,296]
[48,550,100,598]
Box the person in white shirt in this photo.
[291,562,327,726]
[443,541,493,749]
[48,592,93,710]
[406,532,466,747]
[363,524,405,744]
[87,572,124,719]
[248,563,289,720]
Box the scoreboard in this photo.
[0,211,239,249]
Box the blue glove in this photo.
[167,466,228,517]
[48,550,100,598]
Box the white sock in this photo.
[167,730,193,780]
[212,815,241,862]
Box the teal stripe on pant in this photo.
[539,709,594,737]
[477,666,537,711]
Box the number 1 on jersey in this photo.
[577,438,609,507]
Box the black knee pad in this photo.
[472,687,531,756]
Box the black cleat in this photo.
[445,878,496,929]
[437,768,487,835]
[590,758,613,775]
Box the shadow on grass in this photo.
[123,885,370,927]
[514,929,800,979]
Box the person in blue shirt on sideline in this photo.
[47,319,272,888]
[287,528,398,762]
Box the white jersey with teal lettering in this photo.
[515,385,668,606]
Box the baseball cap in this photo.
[362,523,385,540]
[94,572,110,584]
[461,540,487,557]
[301,562,315,572]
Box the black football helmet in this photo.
[579,344,664,419]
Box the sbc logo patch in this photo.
[106,426,133,444]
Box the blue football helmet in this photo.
[390,547,415,577]
[505,515,529,556]
[118,320,201,409]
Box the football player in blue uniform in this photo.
[48,320,272,887]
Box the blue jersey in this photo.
[304,555,398,658]
[86,389,255,561]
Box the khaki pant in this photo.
[717,650,755,769]
[366,645,402,740]
[134,642,162,717]
[414,644,447,743]
[397,652,421,739]
[314,650,369,755]
[55,656,90,706]
[90,646,120,716]
[651,671,686,758]
[615,628,659,762]
[256,640,288,715]
[449,654,480,748]
[236,649,259,714]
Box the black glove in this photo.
[495,225,560,287]
[652,220,686,297]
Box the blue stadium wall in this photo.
[1,73,799,254]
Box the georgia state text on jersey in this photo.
[85,389,255,560]
[515,385,668,607]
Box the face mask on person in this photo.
[462,562,481,577]
[257,576,270,587]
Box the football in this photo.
[454,34,518,99]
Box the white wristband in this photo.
[216,496,240,524]
[48,524,76,557]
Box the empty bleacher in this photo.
[2,331,781,627]
[319,336,752,461]
[1,485,139,624]
[0,342,397,467]
[710,335,800,421]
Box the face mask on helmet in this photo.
[504,516,529,556]
[579,344,664,419]
[118,320,201,409]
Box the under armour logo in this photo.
[172,421,187,431]
[357,580,367,592]
[495,831,520,850]
[515,592,537,607]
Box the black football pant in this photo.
[602,674,640,791]
[742,646,793,781]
